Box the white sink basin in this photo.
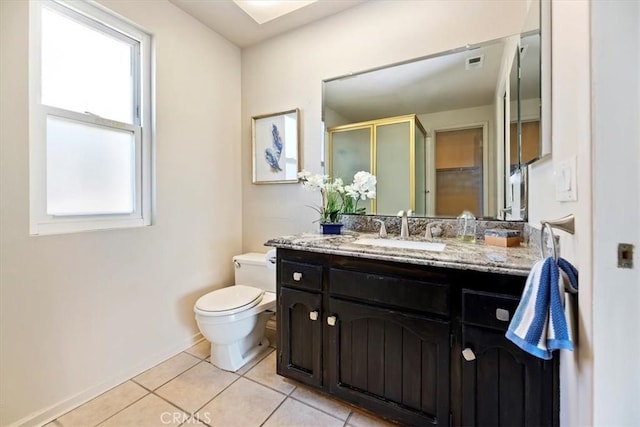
[354,238,446,252]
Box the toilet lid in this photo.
[195,285,265,315]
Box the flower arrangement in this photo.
[298,170,376,224]
[341,171,377,215]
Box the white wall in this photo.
[241,0,529,251]
[527,1,591,426]
[591,1,640,425]
[529,3,640,425]
[0,1,241,425]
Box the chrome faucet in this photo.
[425,221,444,239]
[373,219,387,238]
[501,206,527,219]
[397,210,411,239]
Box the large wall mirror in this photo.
[322,0,548,220]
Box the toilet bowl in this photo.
[194,252,276,372]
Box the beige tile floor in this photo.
[45,340,397,427]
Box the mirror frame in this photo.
[539,0,552,160]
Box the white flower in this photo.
[298,169,376,218]
[298,169,327,191]
[347,171,377,200]
[328,177,344,193]
[297,169,345,223]
[297,170,311,180]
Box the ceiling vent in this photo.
[465,54,484,70]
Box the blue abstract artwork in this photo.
[264,124,283,172]
[252,109,299,183]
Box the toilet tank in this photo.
[233,252,276,293]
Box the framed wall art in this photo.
[252,108,300,184]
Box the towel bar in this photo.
[540,214,575,261]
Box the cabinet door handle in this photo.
[462,347,476,361]
[309,310,319,321]
[293,272,302,281]
[327,315,337,326]
[496,308,510,322]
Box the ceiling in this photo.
[168,0,540,124]
[324,34,540,124]
[168,0,367,48]
[325,42,506,123]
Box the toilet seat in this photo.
[195,285,264,317]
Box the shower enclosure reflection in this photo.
[328,115,427,215]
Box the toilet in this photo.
[194,252,276,372]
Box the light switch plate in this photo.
[555,156,577,201]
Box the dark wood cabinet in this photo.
[275,248,558,426]
[328,297,450,426]
[460,325,556,426]
[277,286,323,387]
[458,289,557,426]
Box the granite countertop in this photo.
[265,231,540,276]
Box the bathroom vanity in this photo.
[266,233,558,426]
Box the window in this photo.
[29,0,152,235]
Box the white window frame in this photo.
[29,0,153,235]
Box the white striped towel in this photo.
[505,256,578,360]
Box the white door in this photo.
[591,2,640,425]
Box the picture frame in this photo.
[252,108,301,184]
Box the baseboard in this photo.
[8,333,204,427]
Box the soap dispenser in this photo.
[457,210,477,242]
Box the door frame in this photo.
[430,122,489,217]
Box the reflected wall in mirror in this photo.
[511,33,542,168]
[503,29,541,220]
[323,1,546,220]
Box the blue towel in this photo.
[505,257,578,360]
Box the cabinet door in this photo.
[460,325,557,426]
[327,297,450,426]
[277,286,323,387]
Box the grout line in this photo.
[153,347,279,423]
[47,379,144,424]
[286,394,350,423]
[56,341,380,427]
[152,361,242,415]
[50,343,208,426]
[185,372,242,417]
[130,377,154,393]
[183,350,208,361]
[94,391,160,427]
[55,381,154,427]
[344,411,354,427]
[259,394,289,427]
[241,375,295,397]
[131,352,201,392]
[191,411,213,427]
[236,349,274,378]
